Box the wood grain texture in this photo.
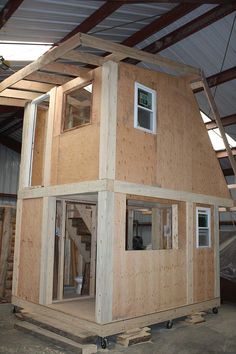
[17,198,43,303]
[193,204,215,303]
[50,68,101,185]
[116,63,229,199]
[112,194,187,321]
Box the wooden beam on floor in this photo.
[206,114,236,130]
[0,0,24,29]
[0,134,21,153]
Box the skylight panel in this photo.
[0,41,52,61]
[208,128,236,151]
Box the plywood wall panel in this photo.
[50,68,101,185]
[116,63,230,199]
[17,198,43,303]
[112,194,187,321]
[193,204,215,302]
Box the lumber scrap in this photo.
[116,327,151,347]
[186,312,206,324]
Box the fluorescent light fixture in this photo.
[208,128,236,151]
[0,41,52,61]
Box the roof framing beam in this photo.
[59,1,125,43]
[134,4,236,56]
[0,120,22,135]
[122,3,200,47]
[216,148,236,159]
[0,0,24,29]
[206,114,236,130]
[193,66,236,93]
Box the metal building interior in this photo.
[0,1,235,353]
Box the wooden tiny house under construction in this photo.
[0,33,233,337]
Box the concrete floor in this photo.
[0,303,235,354]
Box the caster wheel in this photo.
[166,320,173,329]
[101,337,108,349]
[212,307,218,314]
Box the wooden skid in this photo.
[12,296,220,338]
[116,327,151,347]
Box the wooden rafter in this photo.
[103,1,235,4]
[0,32,200,97]
[42,63,90,78]
[206,114,236,130]
[0,0,24,29]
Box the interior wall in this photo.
[116,63,230,199]
[112,193,187,321]
[17,198,43,303]
[50,68,102,185]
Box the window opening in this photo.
[134,82,156,133]
[196,207,211,248]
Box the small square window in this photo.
[126,199,178,251]
[196,207,211,248]
[134,82,156,133]
[63,83,92,131]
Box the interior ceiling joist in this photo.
[0,0,24,29]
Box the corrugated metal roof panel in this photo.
[0,144,20,196]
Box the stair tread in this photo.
[15,321,97,353]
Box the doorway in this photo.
[53,200,97,301]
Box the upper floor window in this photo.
[63,82,92,131]
[196,207,211,248]
[134,82,156,134]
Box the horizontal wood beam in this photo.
[0,97,27,107]
[106,1,235,3]
[26,72,71,86]
[0,134,21,153]
[193,67,236,93]
[11,80,54,93]
[0,0,24,29]
[216,148,236,159]
[0,89,41,101]
[0,32,83,92]
[62,50,105,67]
[42,63,90,78]
[80,33,199,75]
[206,114,236,130]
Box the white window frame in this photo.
[134,82,156,134]
[196,207,211,248]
